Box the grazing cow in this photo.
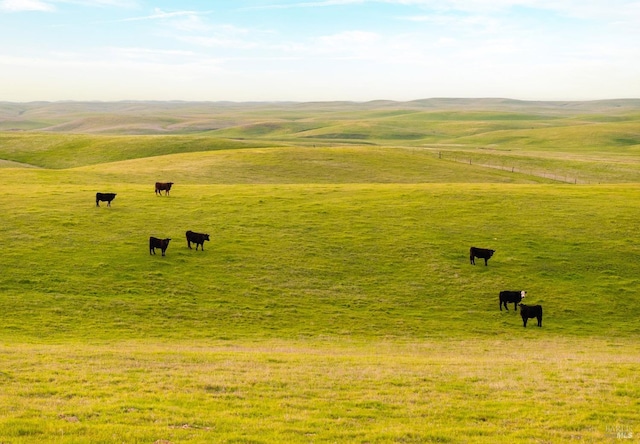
[499,290,526,311]
[470,247,495,266]
[186,230,210,251]
[519,304,543,327]
[155,182,174,196]
[96,192,116,207]
[149,237,171,256]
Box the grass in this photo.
[1,177,639,342]
[0,339,638,443]
[0,132,267,169]
[3,101,640,185]
[76,146,559,184]
[0,101,639,442]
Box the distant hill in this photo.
[1,98,639,135]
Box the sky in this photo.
[1,0,639,102]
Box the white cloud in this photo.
[316,30,380,49]
[0,0,139,13]
[68,0,139,6]
[179,36,258,50]
[164,14,211,32]
[242,0,365,9]
[0,0,54,12]
[115,8,213,32]
[175,24,259,51]
[103,46,198,61]
[120,8,206,22]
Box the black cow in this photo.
[155,182,174,196]
[149,237,171,256]
[96,192,116,207]
[519,304,543,327]
[186,230,210,251]
[499,290,526,311]
[470,247,495,266]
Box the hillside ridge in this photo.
[2,98,640,134]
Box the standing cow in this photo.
[186,230,210,251]
[470,247,495,266]
[519,304,543,327]
[155,182,174,196]
[499,290,526,311]
[149,237,171,256]
[96,192,117,207]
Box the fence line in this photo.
[437,151,585,184]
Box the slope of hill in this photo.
[2,99,640,183]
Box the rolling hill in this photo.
[0,99,638,443]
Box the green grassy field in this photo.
[0,101,639,443]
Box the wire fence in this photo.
[436,151,587,184]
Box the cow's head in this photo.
[489,249,495,256]
[204,234,210,241]
[521,291,526,299]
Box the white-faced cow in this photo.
[149,237,171,256]
[155,182,174,196]
[499,290,526,311]
[186,230,210,251]
[96,192,116,207]
[470,247,495,266]
[519,304,543,327]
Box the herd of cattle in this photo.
[471,247,543,328]
[97,183,210,257]
[97,184,541,329]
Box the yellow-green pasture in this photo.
[0,107,640,444]
[0,339,637,443]
[0,137,638,442]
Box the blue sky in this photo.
[1,0,639,102]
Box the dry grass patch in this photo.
[0,338,637,443]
